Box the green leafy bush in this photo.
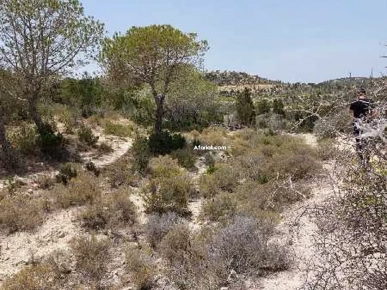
[148,131,186,155]
[131,136,151,173]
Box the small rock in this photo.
[27,189,33,195]
[57,231,66,239]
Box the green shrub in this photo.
[58,108,80,134]
[170,147,197,170]
[77,125,99,147]
[148,131,186,155]
[131,136,151,173]
[103,120,132,137]
[199,163,240,198]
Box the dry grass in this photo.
[80,188,137,230]
[70,234,112,287]
[54,172,101,209]
[0,194,45,233]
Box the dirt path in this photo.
[252,133,338,290]
[0,131,134,285]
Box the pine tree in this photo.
[236,88,256,126]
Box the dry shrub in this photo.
[80,189,137,230]
[147,155,182,178]
[142,174,193,216]
[159,224,192,264]
[208,216,289,276]
[55,173,101,208]
[200,192,237,222]
[144,211,184,248]
[70,234,111,287]
[170,147,197,171]
[199,163,240,198]
[125,247,156,290]
[35,174,56,190]
[267,154,321,180]
[0,195,44,233]
[199,126,228,146]
[97,142,113,154]
[317,137,339,161]
[1,263,59,290]
[105,155,139,188]
[7,122,38,155]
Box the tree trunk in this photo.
[154,94,165,135]
[28,97,52,136]
[0,110,17,168]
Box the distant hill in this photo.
[204,70,281,94]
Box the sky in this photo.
[80,0,387,83]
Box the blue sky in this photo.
[81,0,387,83]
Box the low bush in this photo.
[0,195,44,233]
[35,174,56,190]
[199,163,240,198]
[56,162,78,185]
[131,136,151,174]
[142,174,193,216]
[58,108,80,134]
[148,131,186,155]
[147,155,182,178]
[80,189,137,230]
[208,216,289,276]
[103,120,132,137]
[159,224,192,265]
[70,234,111,286]
[7,122,37,155]
[84,161,100,177]
[144,211,184,248]
[200,192,237,222]
[98,142,113,154]
[55,173,101,208]
[77,125,99,147]
[1,263,59,290]
[125,247,156,290]
[170,147,197,171]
